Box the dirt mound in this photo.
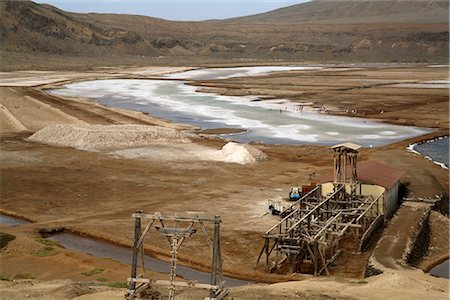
[219,142,267,164]
[27,124,190,150]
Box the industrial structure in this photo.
[126,211,227,300]
[256,143,404,275]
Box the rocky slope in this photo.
[0,0,448,70]
[0,1,159,56]
[229,0,449,24]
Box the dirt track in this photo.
[0,65,448,295]
[371,202,431,270]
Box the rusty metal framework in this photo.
[256,143,384,275]
[126,211,227,300]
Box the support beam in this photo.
[129,210,142,292]
[210,216,220,299]
[127,212,227,300]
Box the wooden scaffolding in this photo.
[332,142,361,197]
[126,211,227,300]
[256,143,384,275]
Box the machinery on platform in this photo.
[288,187,301,201]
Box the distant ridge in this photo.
[228,0,449,24]
[0,0,448,70]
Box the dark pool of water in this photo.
[0,214,30,226]
[413,136,449,169]
[430,259,449,278]
[48,233,249,287]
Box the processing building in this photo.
[257,142,406,275]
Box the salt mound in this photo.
[27,124,190,150]
[219,142,267,164]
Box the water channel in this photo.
[0,214,29,226]
[0,214,248,286]
[48,233,249,286]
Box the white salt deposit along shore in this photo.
[218,142,267,164]
[27,124,191,150]
[111,142,267,165]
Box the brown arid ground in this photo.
[0,270,448,300]
[0,65,448,299]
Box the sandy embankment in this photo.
[0,67,194,134]
[0,67,192,87]
[0,88,87,133]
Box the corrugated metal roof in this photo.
[331,142,362,151]
[320,161,405,189]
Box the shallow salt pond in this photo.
[164,65,322,80]
[51,76,429,146]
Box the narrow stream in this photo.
[48,233,250,286]
[0,214,30,226]
[0,214,249,286]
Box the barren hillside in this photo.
[0,0,448,70]
[229,0,449,24]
